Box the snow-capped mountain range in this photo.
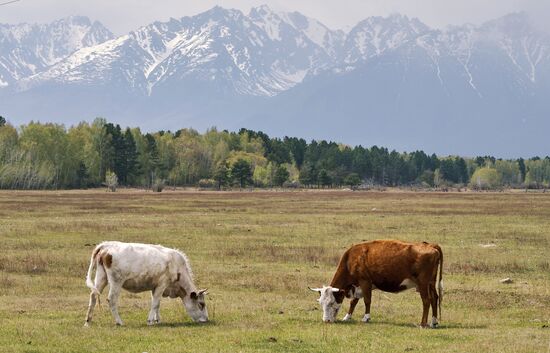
[1,5,549,156]
[0,16,113,87]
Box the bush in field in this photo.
[105,170,118,192]
[344,173,362,190]
[252,163,270,187]
[470,168,501,190]
[419,170,435,187]
[283,180,300,188]
[198,178,216,189]
[152,177,165,192]
[433,168,446,188]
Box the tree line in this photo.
[0,116,549,190]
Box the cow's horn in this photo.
[308,286,322,292]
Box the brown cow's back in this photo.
[344,240,440,293]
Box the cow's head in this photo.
[309,286,344,323]
[182,289,209,323]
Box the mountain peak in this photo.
[481,11,533,35]
[200,5,244,20]
[250,4,274,15]
[57,15,92,26]
[0,15,113,84]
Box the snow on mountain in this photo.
[2,7,550,156]
[0,16,113,87]
[480,13,550,84]
[20,6,335,96]
[13,7,548,100]
[343,14,430,64]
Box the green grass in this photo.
[0,189,549,352]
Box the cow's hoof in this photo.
[84,322,90,328]
[341,314,352,322]
[430,322,439,329]
[147,320,154,326]
[361,314,371,323]
[115,322,124,326]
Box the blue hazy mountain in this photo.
[1,7,549,156]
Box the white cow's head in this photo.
[309,286,344,323]
[182,289,209,323]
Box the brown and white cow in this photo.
[309,240,443,327]
[84,241,209,326]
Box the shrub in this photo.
[152,177,165,192]
[419,170,435,187]
[344,173,362,190]
[198,178,216,189]
[105,170,118,192]
[283,180,300,188]
[470,168,501,190]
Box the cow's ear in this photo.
[190,291,198,300]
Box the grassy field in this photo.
[0,189,549,352]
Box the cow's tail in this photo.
[434,244,444,320]
[86,244,103,298]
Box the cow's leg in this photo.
[153,295,161,324]
[418,285,430,328]
[342,298,359,321]
[84,265,108,327]
[147,285,166,325]
[429,282,439,328]
[359,282,373,323]
[107,282,124,326]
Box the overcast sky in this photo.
[0,0,548,34]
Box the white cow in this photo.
[84,241,208,326]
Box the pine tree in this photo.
[214,163,229,190]
[439,159,456,183]
[75,162,89,188]
[518,158,526,183]
[144,133,160,186]
[455,157,469,184]
[231,159,253,188]
[104,123,126,183]
[344,173,362,190]
[318,169,331,188]
[273,165,290,186]
[123,128,138,184]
